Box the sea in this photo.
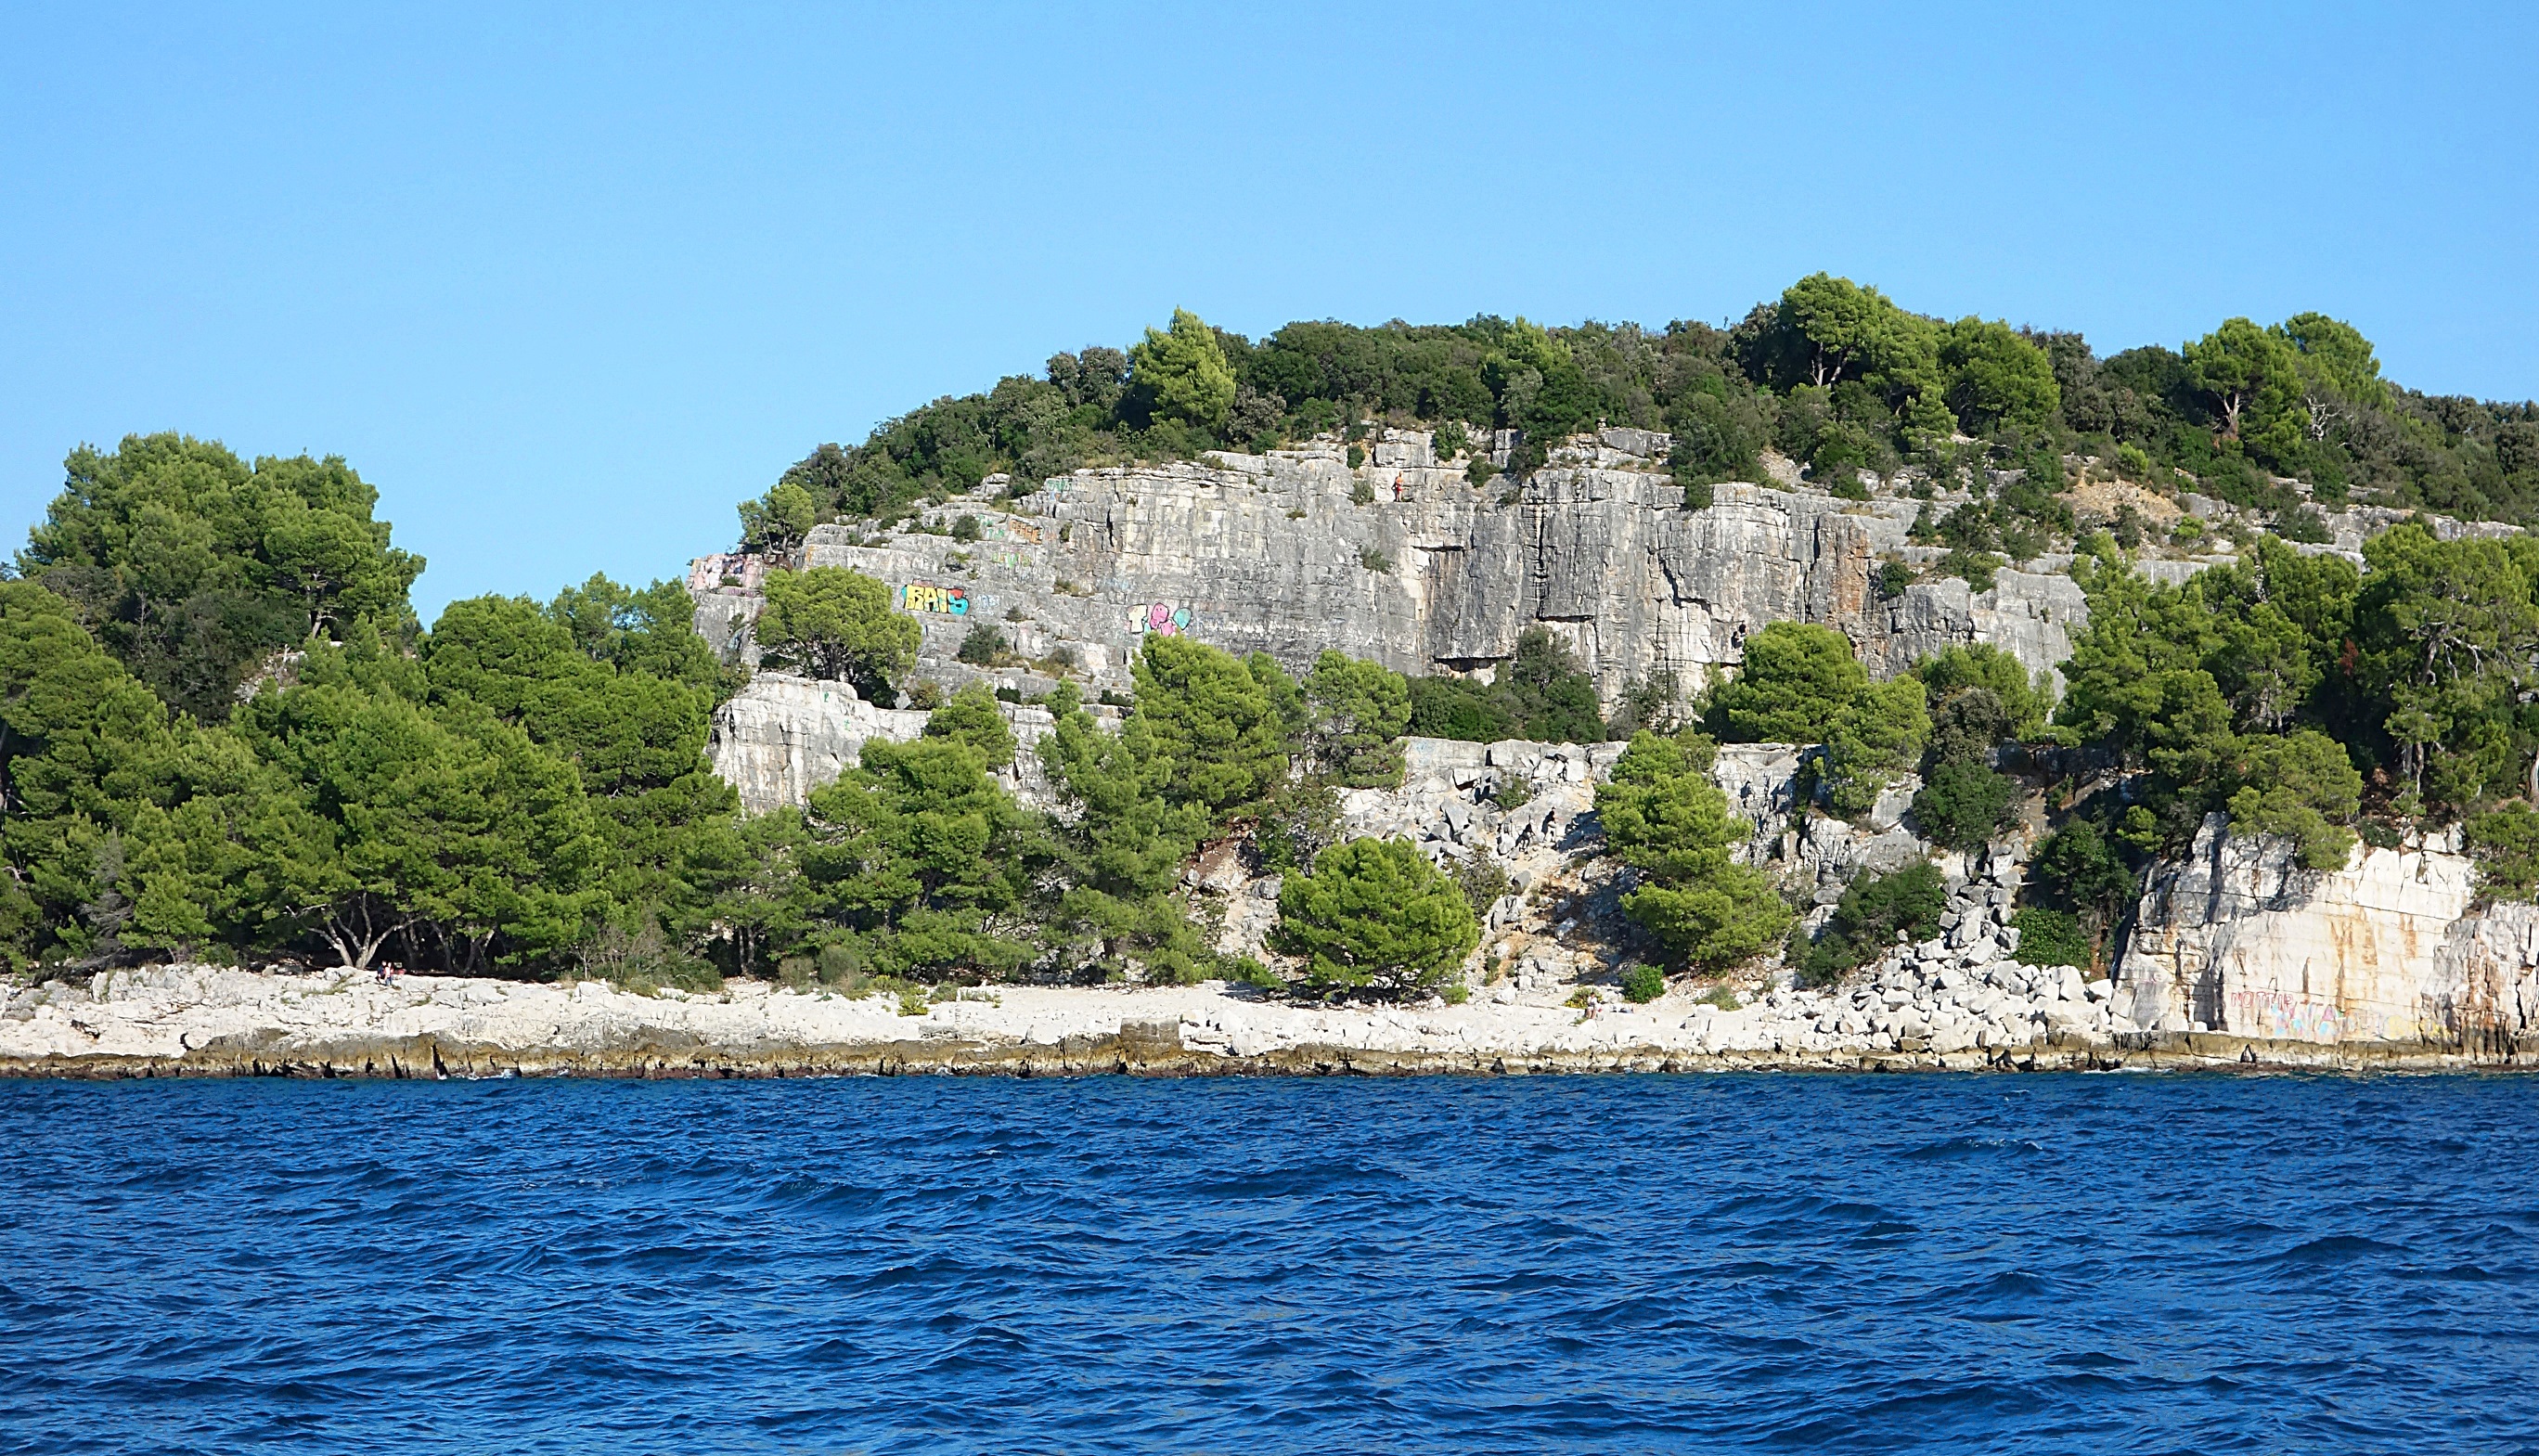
[4,1073,2535,1455]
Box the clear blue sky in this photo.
[4,3,2533,619]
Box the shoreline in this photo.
[5,966,2529,1081]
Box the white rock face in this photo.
[2116,813,2539,1049]
[704,673,1060,813]
[700,435,2092,715]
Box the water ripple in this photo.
[3,1073,2536,1454]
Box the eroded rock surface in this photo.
[698,432,2091,715]
[2116,814,2539,1054]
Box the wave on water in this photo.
[3,1073,2536,1454]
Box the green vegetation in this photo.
[1797,861,1946,988]
[1618,961,1666,1003]
[1406,627,1605,744]
[2008,908,2091,971]
[0,435,1467,993]
[1270,837,1478,995]
[1710,622,1867,743]
[755,566,919,697]
[1596,729,1793,971]
[732,282,2539,590]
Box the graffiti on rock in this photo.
[1132,602,1194,636]
[900,582,971,616]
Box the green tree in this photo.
[1501,627,1605,743]
[1822,674,1929,819]
[2029,818,2137,934]
[1304,651,1411,787]
[1128,308,1238,432]
[16,434,422,722]
[757,566,921,697]
[238,679,604,973]
[1596,729,1793,971]
[1711,622,1866,743]
[737,481,818,554]
[1912,759,2019,851]
[2226,728,2362,870]
[1270,836,1477,995]
[799,695,1047,980]
[1127,636,1291,818]
[2467,801,2539,899]
[2184,316,2302,442]
[1940,318,2061,434]
[1037,685,1215,981]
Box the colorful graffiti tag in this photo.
[900,582,971,616]
[1133,602,1193,636]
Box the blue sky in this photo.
[4,3,2533,619]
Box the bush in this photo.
[1452,856,1511,918]
[955,625,1008,665]
[1619,962,1666,1003]
[2027,818,2138,928]
[1875,561,1915,598]
[1797,861,1944,986]
[1270,837,1479,996]
[1358,546,1393,573]
[1466,457,1499,489]
[1350,475,1374,505]
[1912,760,2018,849]
[950,513,983,541]
[2009,907,2091,970]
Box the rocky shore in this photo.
[5,959,2523,1081]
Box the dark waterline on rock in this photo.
[4,1074,2536,1454]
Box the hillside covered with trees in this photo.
[739,278,2539,555]
[10,277,2539,996]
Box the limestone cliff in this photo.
[695,430,2088,712]
[2116,814,2539,1055]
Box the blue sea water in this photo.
[4,1074,2537,1455]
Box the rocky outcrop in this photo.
[2115,814,2539,1056]
[706,672,1060,813]
[8,955,2507,1081]
[704,432,2092,714]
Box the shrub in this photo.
[1875,561,1915,598]
[1797,861,1945,987]
[1270,837,1479,996]
[1358,546,1393,573]
[955,625,1008,665]
[1347,444,1367,470]
[1433,420,1469,459]
[1452,856,1511,918]
[1941,548,2001,594]
[1619,962,1666,1003]
[1912,760,2018,849]
[2009,907,2091,970]
[2027,818,2138,929]
[1466,457,1499,489]
[950,513,983,541]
